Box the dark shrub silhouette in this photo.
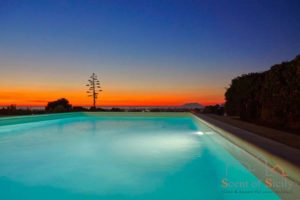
[45,98,72,113]
[0,105,32,115]
[225,55,300,130]
[260,56,300,129]
[203,104,224,115]
[73,106,88,111]
[225,72,265,119]
[110,107,124,112]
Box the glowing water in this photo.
[0,114,279,199]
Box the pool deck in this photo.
[194,113,300,167]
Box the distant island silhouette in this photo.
[181,103,204,109]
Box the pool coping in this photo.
[192,113,300,198]
[0,112,193,127]
[193,114,300,165]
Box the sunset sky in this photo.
[1,0,300,107]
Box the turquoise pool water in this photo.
[0,113,280,200]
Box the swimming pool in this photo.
[0,112,295,199]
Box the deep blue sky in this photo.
[1,0,300,106]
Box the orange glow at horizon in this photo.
[0,88,224,107]
[0,68,226,107]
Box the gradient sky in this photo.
[1,0,300,107]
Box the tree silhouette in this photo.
[86,73,102,109]
[45,98,72,113]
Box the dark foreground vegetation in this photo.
[202,104,224,115]
[0,105,45,116]
[0,98,195,116]
[225,55,300,131]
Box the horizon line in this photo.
[0,103,224,108]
